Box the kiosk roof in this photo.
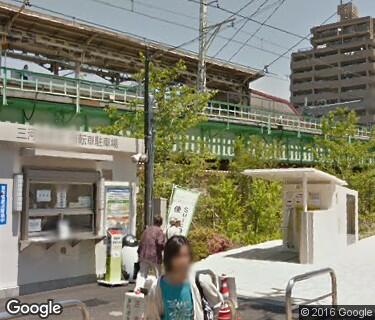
[242,168,347,186]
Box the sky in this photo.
[4,0,375,99]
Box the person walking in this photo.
[146,236,223,320]
[166,215,182,240]
[135,216,165,291]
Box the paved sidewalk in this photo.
[0,283,284,320]
[196,236,375,305]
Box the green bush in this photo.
[188,227,233,261]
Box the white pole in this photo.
[302,173,310,263]
[302,174,308,212]
[197,0,208,92]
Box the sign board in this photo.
[29,218,42,233]
[105,184,131,233]
[167,186,201,236]
[36,189,51,202]
[104,229,124,284]
[0,184,8,225]
[0,121,143,154]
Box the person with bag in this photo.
[135,216,165,292]
[145,235,223,320]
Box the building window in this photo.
[22,169,100,240]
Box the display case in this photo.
[20,168,104,248]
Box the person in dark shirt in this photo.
[22,64,29,80]
[135,216,165,291]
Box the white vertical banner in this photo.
[167,185,201,236]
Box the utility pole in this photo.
[143,49,154,228]
[197,0,208,92]
[197,1,235,92]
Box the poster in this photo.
[36,189,51,202]
[29,218,42,233]
[0,184,7,225]
[167,186,201,236]
[56,186,67,209]
[105,186,131,232]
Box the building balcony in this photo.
[339,76,369,87]
[341,62,375,74]
[291,60,310,70]
[290,71,314,81]
[292,81,315,91]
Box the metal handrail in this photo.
[285,268,337,320]
[0,67,143,106]
[207,101,371,139]
[0,67,371,139]
[0,299,90,320]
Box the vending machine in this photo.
[98,181,137,286]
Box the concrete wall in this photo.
[310,185,358,263]
[0,144,19,298]
[282,182,358,264]
[0,142,138,296]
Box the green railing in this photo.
[0,66,143,110]
[206,100,371,140]
[0,67,371,140]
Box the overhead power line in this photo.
[213,0,271,58]
[7,0,293,84]
[87,0,290,60]
[185,0,307,39]
[229,0,286,61]
[264,11,337,70]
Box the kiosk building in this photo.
[0,121,143,298]
[243,168,358,264]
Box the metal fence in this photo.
[285,268,338,320]
[0,67,371,140]
[0,67,143,107]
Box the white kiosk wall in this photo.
[0,146,19,298]
[243,168,359,265]
[0,123,142,297]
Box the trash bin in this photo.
[121,234,139,282]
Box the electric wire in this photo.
[229,0,286,61]
[131,0,291,51]
[85,0,289,61]
[4,0,331,91]
[261,10,368,103]
[184,0,306,39]
[7,0,291,85]
[265,11,337,69]
[212,0,271,58]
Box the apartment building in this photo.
[290,2,375,124]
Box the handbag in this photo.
[195,274,214,320]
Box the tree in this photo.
[312,108,375,238]
[230,137,282,243]
[98,58,214,196]
[194,137,283,245]
[97,58,214,231]
[312,108,374,180]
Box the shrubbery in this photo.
[188,227,233,261]
[100,60,375,261]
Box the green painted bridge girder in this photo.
[0,96,316,163]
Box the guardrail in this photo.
[0,66,143,109]
[0,67,371,139]
[207,101,371,139]
[285,268,338,320]
[0,300,90,320]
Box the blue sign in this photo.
[0,184,7,225]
